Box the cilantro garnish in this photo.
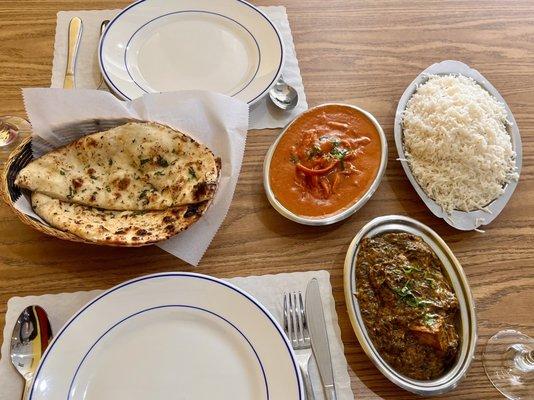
[423,313,438,326]
[156,155,169,168]
[402,264,421,274]
[393,281,425,308]
[330,146,348,160]
[307,145,322,159]
[138,189,150,205]
[188,167,197,180]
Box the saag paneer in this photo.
[356,232,460,380]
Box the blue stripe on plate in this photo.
[99,0,283,104]
[29,273,303,400]
[67,304,269,399]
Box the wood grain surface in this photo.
[1,0,533,398]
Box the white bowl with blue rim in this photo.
[99,0,284,105]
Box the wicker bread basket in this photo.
[0,118,161,247]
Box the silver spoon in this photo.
[269,75,298,111]
[11,305,52,400]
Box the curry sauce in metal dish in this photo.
[268,104,382,218]
[356,232,460,380]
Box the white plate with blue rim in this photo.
[29,272,304,400]
[99,0,284,105]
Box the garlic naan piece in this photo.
[31,192,209,245]
[16,122,220,210]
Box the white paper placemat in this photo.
[15,88,248,266]
[0,270,353,399]
[51,6,308,130]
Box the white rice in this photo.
[402,74,518,213]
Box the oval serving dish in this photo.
[394,60,522,231]
[263,103,388,226]
[343,215,477,396]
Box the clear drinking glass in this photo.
[0,116,31,164]
[483,329,533,399]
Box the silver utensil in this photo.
[283,291,315,400]
[269,75,298,110]
[64,17,83,89]
[306,278,337,400]
[96,20,110,90]
[10,305,52,400]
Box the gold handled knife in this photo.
[64,17,83,89]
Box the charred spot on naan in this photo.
[193,182,211,201]
[184,203,203,218]
[71,177,84,189]
[87,168,97,179]
[85,137,98,148]
[116,177,131,190]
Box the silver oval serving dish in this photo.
[343,215,477,396]
[394,60,522,231]
[263,103,388,226]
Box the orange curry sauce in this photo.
[269,105,382,217]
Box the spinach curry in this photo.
[356,232,460,380]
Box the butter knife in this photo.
[64,17,83,89]
[305,278,337,400]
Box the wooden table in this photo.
[1,0,533,398]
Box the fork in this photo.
[96,20,110,90]
[284,292,316,400]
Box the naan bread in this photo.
[16,121,219,210]
[31,192,209,245]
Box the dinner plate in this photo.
[99,0,284,104]
[394,60,522,231]
[29,273,303,400]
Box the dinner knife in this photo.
[305,278,337,400]
[64,17,83,89]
